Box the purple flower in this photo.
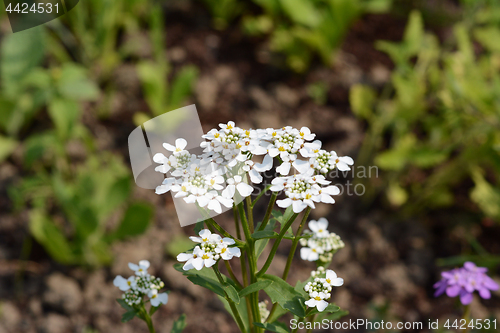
[434,261,499,305]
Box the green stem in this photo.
[213,265,247,333]
[246,195,255,233]
[237,202,260,332]
[291,309,314,333]
[224,260,243,289]
[282,207,311,281]
[266,207,311,321]
[256,211,300,278]
[257,192,277,231]
[251,184,272,208]
[462,304,471,333]
[139,305,156,333]
[306,314,316,333]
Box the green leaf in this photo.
[317,309,349,322]
[238,280,273,297]
[117,299,134,312]
[57,64,99,101]
[350,84,375,119]
[260,274,306,318]
[0,136,18,163]
[194,220,204,234]
[168,65,198,110]
[254,321,290,333]
[187,275,225,297]
[252,230,278,239]
[171,314,187,333]
[224,284,240,304]
[278,0,319,28]
[307,303,340,316]
[255,219,277,258]
[403,11,424,55]
[121,311,136,323]
[218,294,250,332]
[166,236,196,258]
[470,169,500,221]
[29,210,75,264]
[48,98,80,140]
[1,27,45,95]
[113,202,153,239]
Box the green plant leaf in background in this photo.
[261,274,306,318]
[0,27,45,96]
[0,136,18,163]
[113,202,154,240]
[171,314,187,333]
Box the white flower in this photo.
[155,178,176,195]
[163,138,188,154]
[189,229,220,243]
[148,289,168,307]
[216,244,241,260]
[298,127,315,141]
[323,270,344,287]
[128,260,150,276]
[178,246,216,270]
[308,218,329,238]
[305,291,329,312]
[224,175,254,198]
[242,154,273,184]
[300,239,324,261]
[331,152,354,171]
[153,153,176,173]
[113,275,137,291]
[205,174,225,190]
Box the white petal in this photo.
[316,300,328,312]
[197,196,210,207]
[277,198,292,208]
[157,293,169,305]
[153,153,167,163]
[300,248,311,260]
[176,138,187,150]
[139,260,150,269]
[208,199,222,214]
[236,182,254,197]
[276,162,291,175]
[254,154,273,172]
[128,263,139,271]
[249,169,263,184]
[163,143,176,151]
[204,258,216,268]
[177,253,193,262]
[192,258,204,270]
[199,229,212,239]
[292,200,307,213]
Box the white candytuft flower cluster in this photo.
[258,301,270,323]
[177,229,241,270]
[304,269,344,312]
[153,122,353,215]
[300,218,344,262]
[113,260,168,307]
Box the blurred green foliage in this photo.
[0,0,198,266]
[350,6,500,222]
[201,0,393,72]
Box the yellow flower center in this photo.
[176,148,182,152]
[227,124,233,129]
[127,281,131,286]
[152,294,157,299]
[326,279,331,284]
[214,133,220,138]
[335,159,340,163]
[211,179,215,185]
[245,130,250,136]
[314,296,321,301]
[236,143,242,148]
[319,229,323,233]
[278,146,286,152]
[305,194,312,199]
[221,248,227,253]
[202,238,208,242]
[202,254,210,259]
[299,132,304,136]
